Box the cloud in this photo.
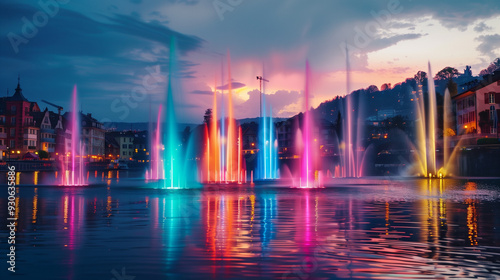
[0,2,204,122]
[474,22,492,33]
[234,89,302,119]
[365,33,423,53]
[476,34,500,60]
[216,82,245,90]
[191,89,213,95]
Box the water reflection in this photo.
[0,179,499,279]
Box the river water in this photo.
[1,175,500,279]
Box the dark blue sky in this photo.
[2,0,500,123]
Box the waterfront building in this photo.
[0,78,40,159]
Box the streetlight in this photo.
[256,76,269,118]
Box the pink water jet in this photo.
[60,85,87,186]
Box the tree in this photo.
[414,71,427,84]
[37,150,49,159]
[447,79,458,97]
[203,108,212,125]
[479,58,500,76]
[380,83,391,91]
[335,111,342,140]
[435,67,459,80]
[366,85,379,93]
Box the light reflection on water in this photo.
[0,176,499,279]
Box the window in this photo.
[490,93,495,104]
[10,140,15,148]
[122,144,126,149]
[122,151,126,155]
[10,105,16,113]
[10,128,15,137]
[11,117,15,125]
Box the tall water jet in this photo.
[62,85,86,186]
[208,83,221,182]
[427,62,438,176]
[413,62,438,177]
[162,38,185,188]
[200,53,244,183]
[342,48,364,178]
[414,79,428,176]
[257,96,279,180]
[442,88,452,176]
[147,105,163,180]
[300,61,315,187]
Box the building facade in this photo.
[81,113,105,161]
[454,70,500,135]
[0,79,41,159]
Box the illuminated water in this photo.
[1,175,500,280]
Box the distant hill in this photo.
[104,117,288,132]
[103,122,198,131]
[238,117,288,124]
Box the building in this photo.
[0,78,41,159]
[32,108,65,156]
[62,111,105,161]
[81,113,105,160]
[106,130,149,161]
[453,70,500,135]
[241,122,258,155]
[105,133,120,160]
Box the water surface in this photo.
[1,177,500,279]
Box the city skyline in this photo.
[2,0,500,124]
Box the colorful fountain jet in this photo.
[146,39,193,188]
[146,105,163,181]
[257,95,279,180]
[61,85,86,186]
[201,52,245,183]
[298,62,319,188]
[413,62,461,178]
[342,48,364,178]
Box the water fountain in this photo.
[296,62,320,188]
[257,95,279,180]
[146,105,163,181]
[201,51,245,184]
[341,49,364,178]
[60,85,87,186]
[145,39,192,188]
[411,62,461,178]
